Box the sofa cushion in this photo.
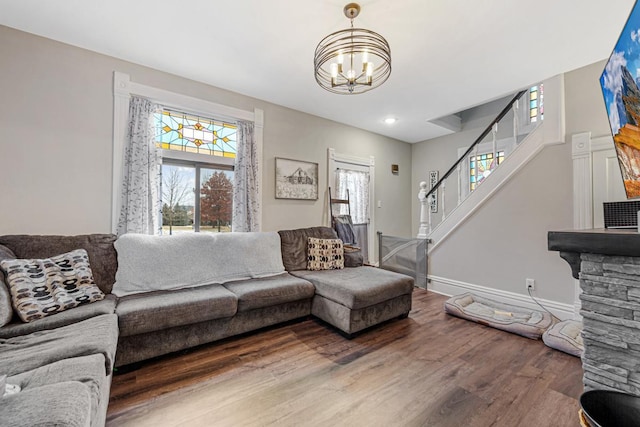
[291,266,414,310]
[0,244,16,327]
[223,273,315,312]
[112,232,285,297]
[278,226,339,271]
[0,313,118,376]
[8,354,107,424]
[307,237,344,271]
[1,249,105,323]
[116,284,238,337]
[0,381,92,427]
[0,234,117,294]
[0,295,116,339]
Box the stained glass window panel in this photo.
[529,84,544,123]
[469,151,505,191]
[539,83,544,121]
[155,110,237,158]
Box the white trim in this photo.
[327,148,375,260]
[591,134,615,152]
[112,72,131,233]
[112,71,263,233]
[160,149,235,167]
[429,275,575,320]
[571,132,593,230]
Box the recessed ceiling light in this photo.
[384,117,397,125]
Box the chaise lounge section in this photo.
[279,226,414,335]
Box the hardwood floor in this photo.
[107,289,583,426]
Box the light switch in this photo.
[377,200,382,208]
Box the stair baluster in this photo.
[492,123,498,172]
[441,179,446,222]
[456,163,462,205]
[513,99,519,141]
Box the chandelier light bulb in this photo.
[330,63,338,78]
[366,62,374,77]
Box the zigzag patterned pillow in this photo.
[307,237,344,271]
[0,249,104,323]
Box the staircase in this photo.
[411,74,573,319]
[419,74,566,252]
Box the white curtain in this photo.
[117,96,161,235]
[232,120,260,232]
[335,169,369,225]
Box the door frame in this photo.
[327,148,375,261]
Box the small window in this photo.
[155,109,237,158]
[470,151,504,191]
[529,85,544,123]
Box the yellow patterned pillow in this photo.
[0,249,104,322]
[307,237,344,270]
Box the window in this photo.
[156,109,237,158]
[529,84,544,123]
[155,109,236,234]
[470,151,504,191]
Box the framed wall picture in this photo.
[275,157,319,200]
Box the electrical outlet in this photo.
[526,278,535,291]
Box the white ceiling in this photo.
[0,0,634,143]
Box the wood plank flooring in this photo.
[107,289,583,426]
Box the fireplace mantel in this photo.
[549,228,640,278]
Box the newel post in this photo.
[417,181,429,238]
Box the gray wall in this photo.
[0,25,412,244]
[409,62,610,305]
[564,60,610,138]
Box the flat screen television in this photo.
[600,0,640,199]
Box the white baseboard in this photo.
[428,274,576,320]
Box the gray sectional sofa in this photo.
[0,226,414,427]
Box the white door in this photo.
[335,167,370,263]
[328,149,375,264]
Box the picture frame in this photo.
[275,157,319,200]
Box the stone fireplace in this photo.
[549,229,640,396]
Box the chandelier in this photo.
[314,3,391,95]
